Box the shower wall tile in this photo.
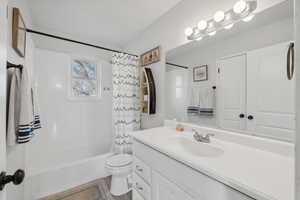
[25,48,113,175]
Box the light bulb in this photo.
[214,11,225,23]
[195,37,203,41]
[208,31,217,36]
[194,28,200,35]
[197,20,208,30]
[224,24,234,29]
[242,14,254,22]
[234,0,247,14]
[185,27,193,36]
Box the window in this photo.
[70,58,100,99]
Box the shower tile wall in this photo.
[25,48,113,175]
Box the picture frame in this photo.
[68,57,102,101]
[12,8,27,58]
[140,46,160,66]
[193,65,208,82]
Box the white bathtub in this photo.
[24,152,113,200]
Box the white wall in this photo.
[6,0,35,199]
[26,48,113,176]
[166,16,294,127]
[125,0,288,129]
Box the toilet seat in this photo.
[106,154,133,167]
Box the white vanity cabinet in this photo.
[218,42,295,140]
[132,139,255,200]
[152,171,194,200]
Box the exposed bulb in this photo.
[197,20,208,30]
[224,24,234,29]
[233,0,247,14]
[242,14,254,22]
[208,31,217,36]
[194,28,200,35]
[214,11,225,23]
[185,27,193,36]
[195,37,203,41]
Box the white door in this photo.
[165,69,189,121]
[218,54,247,131]
[0,0,8,200]
[152,171,194,200]
[247,42,295,141]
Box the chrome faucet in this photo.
[192,129,214,143]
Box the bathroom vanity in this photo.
[131,122,294,200]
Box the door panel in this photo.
[218,54,247,131]
[247,42,295,141]
[0,0,8,200]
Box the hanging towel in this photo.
[6,68,22,146]
[17,67,41,143]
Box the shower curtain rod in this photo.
[26,29,138,57]
[166,62,189,69]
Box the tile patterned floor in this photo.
[40,176,131,200]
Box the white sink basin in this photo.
[169,136,224,157]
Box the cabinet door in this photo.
[218,54,247,131]
[247,42,295,141]
[152,171,194,200]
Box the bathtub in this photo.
[24,152,114,200]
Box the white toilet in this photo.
[106,154,133,196]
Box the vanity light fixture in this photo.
[185,27,193,36]
[233,0,248,14]
[208,31,217,36]
[197,20,208,31]
[214,11,225,23]
[224,24,234,29]
[242,14,255,22]
[185,0,257,41]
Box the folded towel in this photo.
[187,106,200,114]
[199,108,214,116]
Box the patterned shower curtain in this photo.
[112,53,140,154]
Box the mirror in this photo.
[165,0,295,142]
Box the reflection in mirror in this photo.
[165,0,295,142]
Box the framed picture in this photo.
[12,8,27,58]
[193,65,208,82]
[69,57,101,100]
[141,46,160,66]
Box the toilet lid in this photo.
[106,154,133,167]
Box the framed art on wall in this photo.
[12,8,27,58]
[69,58,101,100]
[140,46,160,66]
[193,65,208,82]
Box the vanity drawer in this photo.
[133,189,145,200]
[134,157,151,183]
[133,173,151,200]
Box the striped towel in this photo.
[17,67,41,144]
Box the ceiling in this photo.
[27,0,183,48]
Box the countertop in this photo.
[131,126,294,200]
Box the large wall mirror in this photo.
[165,0,295,142]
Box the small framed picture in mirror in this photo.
[12,8,27,58]
[193,65,208,82]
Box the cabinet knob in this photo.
[248,115,254,120]
[239,114,245,118]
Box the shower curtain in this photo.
[112,53,140,154]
